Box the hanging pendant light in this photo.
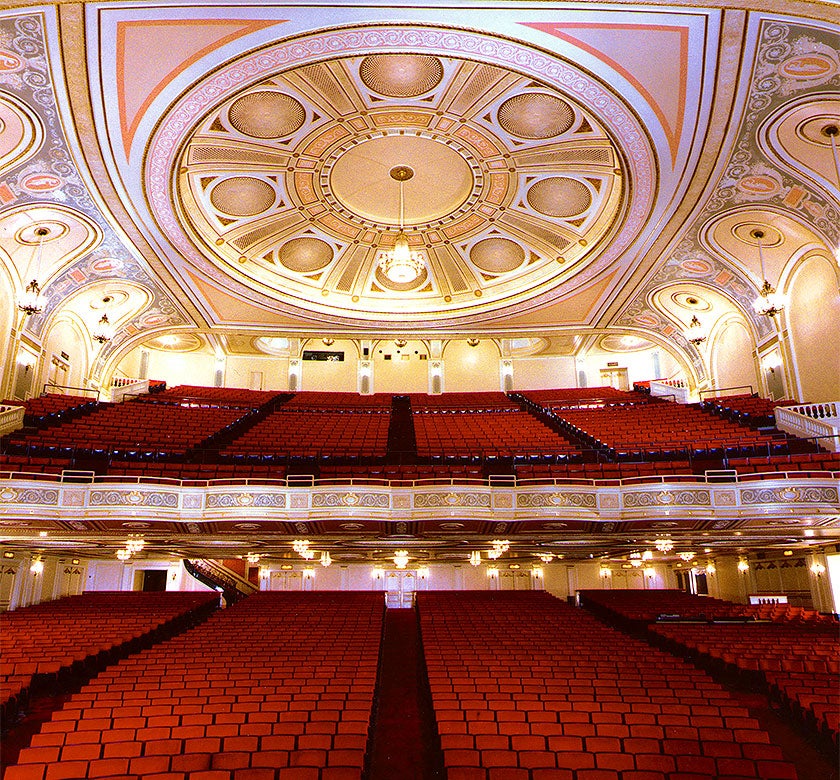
[684,315,706,345]
[750,229,787,317]
[375,166,427,285]
[16,226,50,316]
[92,312,114,344]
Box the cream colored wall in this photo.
[710,320,759,394]
[371,339,429,393]
[444,341,500,391]
[513,355,577,390]
[122,347,217,388]
[40,318,90,393]
[299,356,358,393]
[787,254,840,402]
[225,354,290,391]
[577,347,680,389]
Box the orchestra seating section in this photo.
[0,592,217,724]
[417,591,799,780]
[4,592,383,780]
[1,386,836,484]
[579,590,840,749]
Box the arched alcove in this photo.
[40,317,91,393]
[710,318,759,394]
[786,254,840,402]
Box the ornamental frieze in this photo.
[623,490,711,508]
[516,492,596,509]
[206,493,286,508]
[89,490,178,508]
[414,493,491,509]
[741,486,838,505]
[0,487,59,505]
[312,493,389,508]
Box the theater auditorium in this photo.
[0,0,838,778]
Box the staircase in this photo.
[183,559,259,604]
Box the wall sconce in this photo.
[30,558,44,575]
[302,568,315,580]
[600,567,612,579]
[467,338,480,347]
[3,551,14,559]
[259,566,270,580]
[737,559,750,573]
[486,567,499,579]
[810,562,826,577]
[417,567,430,580]
[643,567,655,579]
[705,563,716,575]
[371,567,384,580]
[761,353,782,373]
[531,567,544,579]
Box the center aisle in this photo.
[368,608,444,780]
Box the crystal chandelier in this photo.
[750,229,786,317]
[654,538,674,553]
[677,551,696,562]
[320,551,332,567]
[92,312,114,344]
[375,165,426,285]
[16,226,50,316]
[469,550,482,566]
[684,315,706,345]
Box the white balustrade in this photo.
[649,380,690,403]
[109,378,150,403]
[0,404,25,437]
[775,402,840,452]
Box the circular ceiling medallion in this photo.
[151,25,652,325]
[88,289,131,310]
[16,221,68,245]
[670,291,713,312]
[470,237,526,274]
[278,237,334,273]
[329,135,474,225]
[359,54,444,97]
[150,333,204,352]
[254,336,290,355]
[731,222,784,247]
[797,115,840,146]
[210,177,275,217]
[526,177,592,218]
[599,334,655,352]
[228,91,306,138]
[498,93,575,139]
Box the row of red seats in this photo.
[701,394,798,426]
[223,410,391,458]
[4,593,384,780]
[514,461,696,482]
[409,392,518,410]
[142,385,283,408]
[284,392,392,409]
[1,394,97,423]
[1,593,217,725]
[651,622,839,748]
[417,591,798,780]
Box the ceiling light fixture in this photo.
[376,165,426,285]
[393,550,409,569]
[469,550,482,566]
[654,538,674,553]
[684,315,706,345]
[17,226,50,316]
[750,229,786,317]
[92,311,114,344]
[322,337,335,346]
[467,338,480,347]
[320,551,332,567]
[823,123,840,187]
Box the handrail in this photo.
[42,383,98,398]
[183,559,256,604]
[699,385,754,400]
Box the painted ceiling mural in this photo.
[0,2,837,384]
[0,11,189,383]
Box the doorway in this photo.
[140,569,167,592]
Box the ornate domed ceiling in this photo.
[154,36,640,324]
[0,0,836,378]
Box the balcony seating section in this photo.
[417,591,798,780]
[223,408,391,459]
[520,387,639,405]
[4,592,383,780]
[551,399,787,460]
[409,392,518,410]
[284,392,393,409]
[318,463,486,484]
[0,592,217,725]
[104,461,288,483]
[0,454,73,478]
[514,460,696,482]
[7,401,249,458]
[139,385,283,408]
[1,394,98,425]
[701,394,799,428]
[414,410,578,459]
[727,451,840,476]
